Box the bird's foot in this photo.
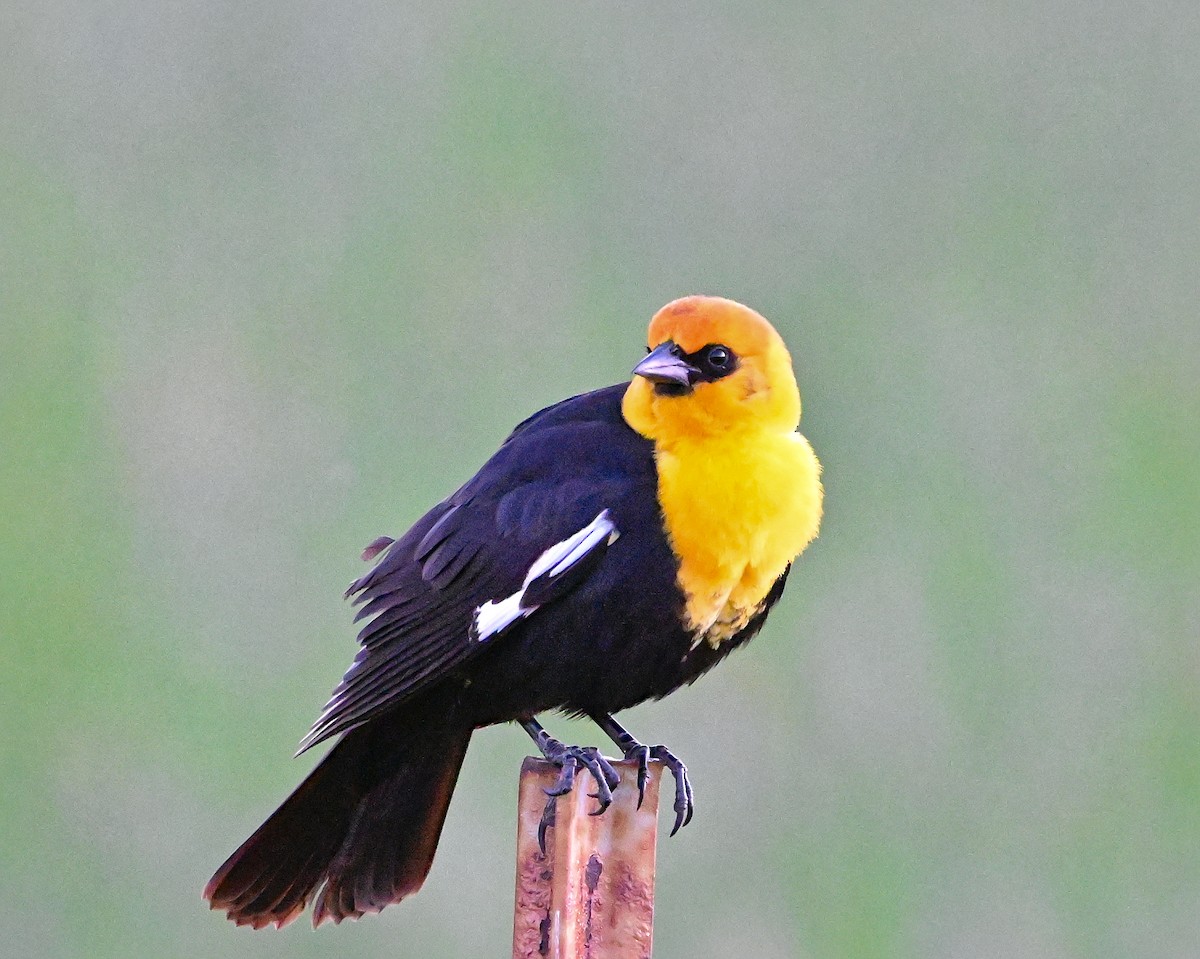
[542,739,621,810]
[533,737,621,853]
[589,713,696,837]
[621,741,694,836]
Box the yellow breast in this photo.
[653,428,823,645]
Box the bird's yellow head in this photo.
[622,296,802,442]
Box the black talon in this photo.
[574,746,617,814]
[648,744,693,836]
[537,796,556,854]
[628,744,650,808]
[545,755,579,797]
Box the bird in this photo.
[204,294,824,929]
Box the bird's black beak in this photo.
[632,341,699,394]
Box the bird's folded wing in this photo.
[297,391,649,753]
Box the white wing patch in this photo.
[472,510,619,642]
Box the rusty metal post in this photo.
[513,757,662,959]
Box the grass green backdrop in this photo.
[2,4,1198,957]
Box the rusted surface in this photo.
[513,758,558,959]
[513,756,661,959]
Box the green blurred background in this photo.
[3,3,1198,957]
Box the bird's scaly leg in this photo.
[520,717,622,853]
[590,713,694,836]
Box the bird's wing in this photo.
[297,386,651,752]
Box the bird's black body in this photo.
[335,384,775,732]
[206,384,790,927]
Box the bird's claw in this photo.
[625,744,693,836]
[536,796,556,853]
[621,743,651,808]
[654,744,694,836]
[536,742,621,853]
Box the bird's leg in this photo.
[520,717,621,852]
[590,712,695,836]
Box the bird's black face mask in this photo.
[632,341,740,397]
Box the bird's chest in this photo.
[655,431,822,647]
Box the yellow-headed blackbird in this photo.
[205,295,823,928]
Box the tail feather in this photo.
[313,725,470,924]
[205,703,472,928]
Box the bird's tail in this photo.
[204,704,472,928]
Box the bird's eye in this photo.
[705,345,732,370]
